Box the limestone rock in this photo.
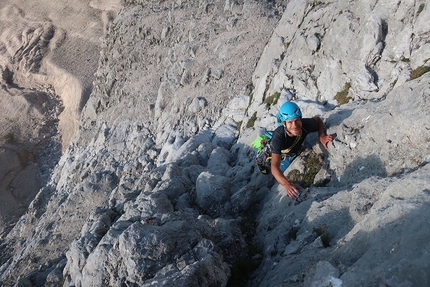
[1,0,430,287]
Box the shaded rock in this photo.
[304,260,341,287]
[196,172,231,217]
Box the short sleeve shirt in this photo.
[270,118,318,155]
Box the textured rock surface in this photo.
[0,0,122,235]
[1,0,429,286]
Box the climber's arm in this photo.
[313,116,334,150]
[271,153,301,200]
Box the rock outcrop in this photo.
[0,0,122,234]
[1,0,429,286]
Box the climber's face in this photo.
[284,117,302,136]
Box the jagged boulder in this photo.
[196,171,231,217]
[64,210,246,287]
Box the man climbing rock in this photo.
[270,102,333,200]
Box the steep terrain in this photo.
[0,0,122,235]
[1,0,429,286]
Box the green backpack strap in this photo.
[252,135,270,153]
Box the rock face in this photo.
[0,0,122,234]
[1,0,430,287]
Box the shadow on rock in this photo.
[325,109,354,129]
[330,154,387,188]
[328,194,430,286]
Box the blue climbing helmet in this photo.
[276,102,302,126]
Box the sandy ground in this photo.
[0,0,123,232]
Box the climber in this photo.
[271,101,333,200]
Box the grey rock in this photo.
[304,260,341,287]
[196,172,231,217]
[1,1,430,287]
